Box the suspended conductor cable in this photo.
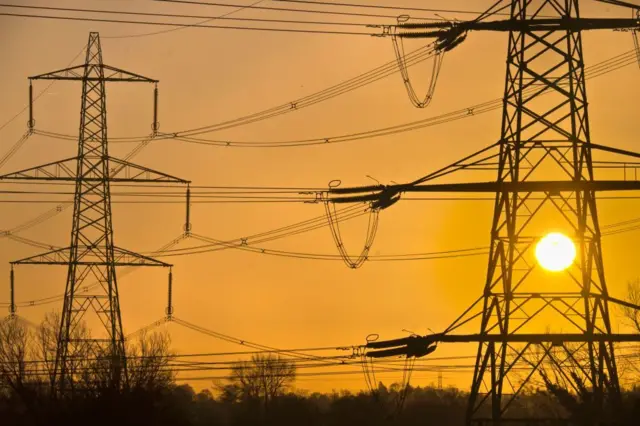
[171,316,343,363]
[392,30,444,108]
[32,48,637,147]
[324,201,379,269]
[275,0,515,18]
[0,131,32,171]
[125,317,169,339]
[104,0,266,39]
[395,356,416,415]
[0,11,378,36]
[0,45,85,135]
[158,0,439,20]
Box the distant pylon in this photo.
[1,32,189,393]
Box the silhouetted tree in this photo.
[219,353,296,411]
[623,279,640,332]
[0,317,32,394]
[0,311,182,426]
[126,329,175,391]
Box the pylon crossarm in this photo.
[365,335,440,358]
[590,141,640,160]
[361,330,640,358]
[326,141,640,204]
[113,247,172,267]
[108,157,189,184]
[31,64,157,83]
[9,246,171,267]
[100,65,157,83]
[327,142,502,198]
[0,155,189,184]
[30,65,86,80]
[0,157,78,180]
[427,333,640,343]
[329,180,640,203]
[396,18,640,39]
[596,0,640,11]
[10,247,70,265]
[602,294,640,311]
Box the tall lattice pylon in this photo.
[404,1,639,423]
[1,32,188,392]
[330,1,640,424]
[466,1,618,422]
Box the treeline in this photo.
[3,380,640,426]
[2,311,640,425]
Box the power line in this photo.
[30,43,438,142]
[104,0,266,39]
[0,3,382,28]
[8,195,640,274]
[6,183,640,267]
[0,45,85,135]
[0,12,379,36]
[167,46,438,137]
[32,48,637,147]
[164,48,640,141]
[274,0,513,16]
[172,316,340,363]
[155,0,441,21]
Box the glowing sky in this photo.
[1,0,640,393]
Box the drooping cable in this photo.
[324,201,378,269]
[394,356,416,415]
[105,0,266,40]
[32,48,638,147]
[0,3,381,30]
[392,32,444,108]
[275,0,515,18]
[0,131,31,171]
[171,316,345,364]
[0,11,378,37]
[157,0,440,21]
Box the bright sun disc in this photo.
[535,233,576,272]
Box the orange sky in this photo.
[1,0,640,393]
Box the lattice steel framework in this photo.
[1,32,187,392]
[328,1,640,425]
[464,1,617,422]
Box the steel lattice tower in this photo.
[1,32,188,392]
[330,1,640,424]
[465,1,618,422]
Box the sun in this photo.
[535,232,576,272]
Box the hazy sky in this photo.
[1,0,639,393]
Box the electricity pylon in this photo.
[458,2,621,423]
[328,1,640,424]
[0,32,188,392]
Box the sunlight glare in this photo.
[535,232,576,272]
